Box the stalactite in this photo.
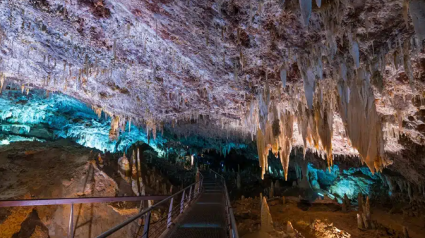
[129,118,131,132]
[92,106,102,118]
[299,0,312,26]
[280,68,287,89]
[0,73,5,92]
[409,0,425,42]
[278,111,294,180]
[403,0,410,27]
[316,0,321,8]
[109,116,120,141]
[338,67,386,173]
[403,40,415,88]
[256,129,267,179]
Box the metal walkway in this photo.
[0,170,238,238]
[94,170,238,238]
[164,173,227,238]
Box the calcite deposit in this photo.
[0,0,424,183]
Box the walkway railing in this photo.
[0,195,168,238]
[210,169,239,238]
[97,172,204,238]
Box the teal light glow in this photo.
[308,163,383,200]
[0,88,166,154]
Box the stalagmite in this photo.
[357,214,363,229]
[342,194,350,212]
[403,226,409,238]
[131,151,137,176]
[260,193,263,208]
[357,196,371,229]
[118,153,130,172]
[137,148,141,172]
[362,213,369,229]
[132,178,140,196]
[97,154,104,168]
[358,193,363,213]
[260,196,273,232]
[364,196,370,219]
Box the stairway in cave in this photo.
[165,172,227,238]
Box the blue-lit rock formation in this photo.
[308,164,386,201]
[260,150,390,202]
[0,86,255,157]
[0,86,166,153]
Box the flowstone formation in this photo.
[0,0,424,184]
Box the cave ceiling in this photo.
[0,0,425,178]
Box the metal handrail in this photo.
[210,169,239,238]
[97,172,204,238]
[0,196,168,207]
[0,195,168,238]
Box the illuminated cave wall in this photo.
[263,150,387,201]
[308,164,386,200]
[0,86,253,157]
[0,87,166,153]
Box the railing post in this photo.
[68,203,74,238]
[180,190,185,214]
[167,197,174,228]
[142,211,151,238]
[227,206,231,233]
[188,185,193,203]
[197,181,200,194]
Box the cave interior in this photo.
[1,0,425,237]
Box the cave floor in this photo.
[234,196,425,238]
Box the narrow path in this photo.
[164,172,227,238]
